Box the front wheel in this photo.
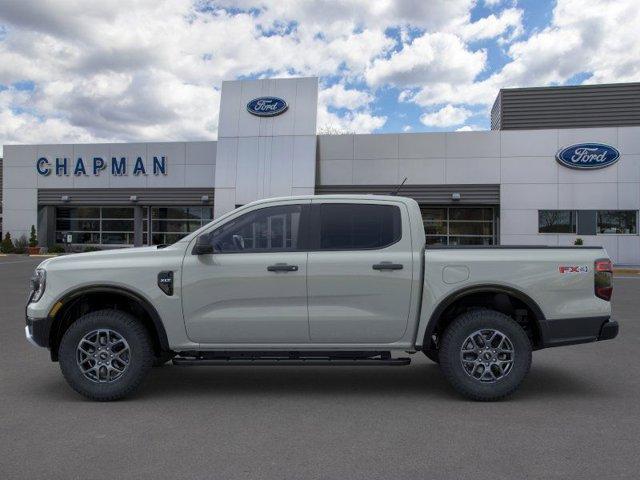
[439,309,532,401]
[58,309,154,401]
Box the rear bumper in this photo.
[598,320,619,341]
[540,316,618,348]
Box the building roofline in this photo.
[497,81,640,94]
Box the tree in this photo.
[13,235,28,254]
[317,124,355,135]
[29,225,38,248]
[1,232,14,253]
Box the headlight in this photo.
[29,269,46,303]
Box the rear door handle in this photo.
[267,263,299,272]
[372,262,403,271]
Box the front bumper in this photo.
[25,316,52,348]
[540,316,619,348]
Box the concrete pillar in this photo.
[133,206,144,247]
[37,206,56,247]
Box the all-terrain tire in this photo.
[439,309,532,401]
[423,349,439,363]
[153,351,174,367]
[58,309,154,401]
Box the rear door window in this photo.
[318,203,401,250]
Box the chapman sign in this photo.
[556,143,620,170]
[36,156,168,177]
[246,97,288,117]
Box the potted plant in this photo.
[574,238,584,246]
[28,225,41,255]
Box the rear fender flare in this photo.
[419,284,546,350]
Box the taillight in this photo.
[594,258,613,301]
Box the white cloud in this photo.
[366,32,486,88]
[317,107,386,134]
[405,0,640,110]
[211,0,475,32]
[0,0,477,149]
[319,84,373,110]
[420,105,472,127]
[458,7,523,42]
[317,82,384,133]
[456,124,484,131]
[402,125,412,132]
[0,0,638,150]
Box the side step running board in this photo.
[173,352,411,367]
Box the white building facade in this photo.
[2,77,639,264]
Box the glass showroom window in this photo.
[422,207,495,246]
[597,211,638,234]
[146,206,214,245]
[538,210,577,233]
[55,207,134,245]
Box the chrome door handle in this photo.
[267,263,299,272]
[372,262,403,271]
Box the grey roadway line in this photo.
[0,259,43,266]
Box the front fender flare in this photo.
[48,285,170,360]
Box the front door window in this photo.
[208,204,304,253]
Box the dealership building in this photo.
[1,78,639,263]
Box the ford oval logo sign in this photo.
[246,97,288,117]
[556,143,620,170]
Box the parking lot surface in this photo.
[1,255,639,479]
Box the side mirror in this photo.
[192,235,214,255]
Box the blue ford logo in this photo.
[246,97,288,117]
[556,143,620,170]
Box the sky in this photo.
[0,0,639,154]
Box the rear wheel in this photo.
[58,309,154,401]
[439,309,531,401]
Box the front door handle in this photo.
[267,263,299,272]
[372,262,403,271]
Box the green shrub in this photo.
[29,225,38,247]
[1,233,14,253]
[83,246,101,252]
[574,238,584,246]
[48,245,66,254]
[13,235,28,254]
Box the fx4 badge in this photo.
[157,271,174,295]
[559,265,589,274]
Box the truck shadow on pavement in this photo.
[33,361,612,402]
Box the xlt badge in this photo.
[157,271,174,296]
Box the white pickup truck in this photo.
[25,195,618,401]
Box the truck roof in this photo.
[245,194,416,205]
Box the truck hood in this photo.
[37,245,181,270]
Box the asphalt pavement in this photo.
[1,255,639,479]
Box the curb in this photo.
[614,268,640,276]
